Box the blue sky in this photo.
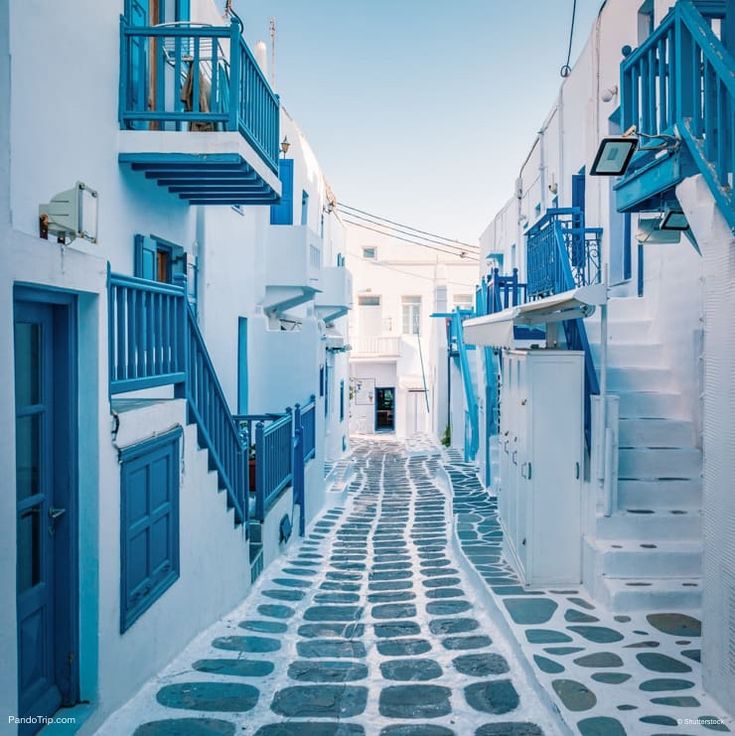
[238,1,603,243]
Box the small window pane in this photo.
[358,295,381,306]
[18,508,42,591]
[362,247,377,260]
[16,414,41,501]
[14,322,41,407]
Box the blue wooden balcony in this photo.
[616,0,735,230]
[118,19,281,205]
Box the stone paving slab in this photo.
[442,447,732,736]
[94,437,561,736]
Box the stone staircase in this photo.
[583,297,703,611]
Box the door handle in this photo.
[49,507,66,520]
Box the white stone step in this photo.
[618,478,702,509]
[618,447,701,480]
[618,418,696,448]
[617,390,683,419]
[585,318,654,343]
[585,537,702,579]
[607,367,673,392]
[596,509,701,540]
[590,342,663,367]
[606,296,652,320]
[598,576,702,612]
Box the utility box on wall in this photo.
[498,349,584,586]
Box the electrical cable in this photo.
[560,0,577,77]
[341,219,479,261]
[337,203,480,251]
[339,210,480,255]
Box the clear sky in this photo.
[236,1,603,243]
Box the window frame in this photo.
[362,247,377,260]
[401,295,422,335]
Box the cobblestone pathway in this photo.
[443,450,732,736]
[98,438,561,736]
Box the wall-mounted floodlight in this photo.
[637,217,681,245]
[39,182,98,244]
[590,135,638,176]
[659,207,689,231]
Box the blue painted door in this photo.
[15,298,77,733]
[571,170,586,270]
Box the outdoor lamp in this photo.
[659,207,689,231]
[590,135,638,176]
[280,136,290,157]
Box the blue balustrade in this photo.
[301,397,316,462]
[108,270,187,393]
[620,0,735,230]
[452,310,480,462]
[108,270,247,525]
[254,413,293,521]
[119,18,280,173]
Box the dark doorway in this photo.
[375,387,395,432]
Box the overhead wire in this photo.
[560,0,578,77]
[338,210,480,254]
[337,203,480,251]
[341,218,479,261]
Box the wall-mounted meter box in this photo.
[498,349,584,587]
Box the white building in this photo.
[448,0,735,717]
[346,223,477,440]
[0,1,351,732]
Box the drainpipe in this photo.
[600,264,614,516]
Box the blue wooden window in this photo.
[134,234,186,283]
[120,428,181,633]
[339,380,345,422]
[301,191,309,226]
[270,159,294,225]
[319,365,325,397]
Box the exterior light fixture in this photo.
[659,207,689,231]
[39,181,99,244]
[280,136,290,157]
[590,135,638,176]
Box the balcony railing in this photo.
[351,336,401,356]
[525,209,601,447]
[619,0,735,229]
[119,19,280,174]
[526,208,601,300]
[301,397,316,462]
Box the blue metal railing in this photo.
[484,268,527,314]
[620,0,735,230]
[108,270,247,525]
[526,208,602,299]
[525,209,601,447]
[301,397,316,462]
[119,18,280,173]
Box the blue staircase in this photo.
[616,0,735,231]
[109,270,248,527]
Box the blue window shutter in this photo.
[340,380,345,421]
[135,234,157,280]
[120,428,181,633]
[270,159,294,225]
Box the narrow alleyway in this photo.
[99,438,561,736]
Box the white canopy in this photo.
[462,284,607,349]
